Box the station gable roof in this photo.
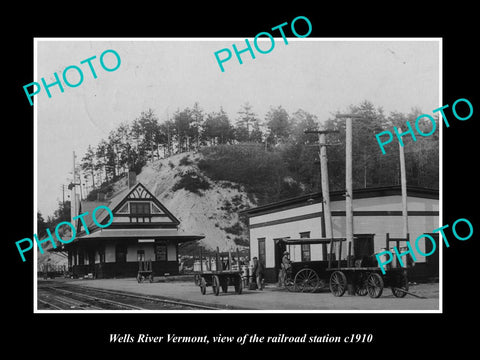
[77,182,180,233]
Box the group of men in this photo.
[251,251,292,290]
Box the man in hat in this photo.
[252,257,265,290]
[279,251,292,287]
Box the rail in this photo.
[37,283,222,310]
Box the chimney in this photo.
[128,171,137,189]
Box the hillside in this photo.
[137,151,255,253]
[37,150,256,271]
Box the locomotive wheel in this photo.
[391,271,408,298]
[366,272,384,298]
[330,271,347,297]
[295,268,320,293]
[200,277,206,295]
[212,275,220,296]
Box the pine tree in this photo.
[235,102,262,142]
[265,105,291,146]
[81,145,96,189]
[191,102,204,151]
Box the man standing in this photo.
[282,251,292,272]
[279,251,292,287]
[252,257,265,290]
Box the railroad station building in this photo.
[241,186,439,283]
[64,172,204,278]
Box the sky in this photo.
[36,38,440,217]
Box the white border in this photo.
[33,37,442,314]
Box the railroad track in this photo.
[37,284,220,311]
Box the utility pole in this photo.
[71,151,77,225]
[78,169,83,201]
[398,128,409,238]
[336,114,365,262]
[167,109,171,157]
[305,129,339,262]
[69,151,81,226]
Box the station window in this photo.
[258,238,266,266]
[301,244,311,262]
[130,202,151,215]
[155,243,167,261]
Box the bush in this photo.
[172,170,211,195]
[86,184,114,201]
[198,144,297,205]
[179,155,193,166]
[233,237,249,247]
[221,222,243,236]
[220,200,232,212]
[231,194,243,207]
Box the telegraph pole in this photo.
[336,114,365,261]
[60,184,65,207]
[71,151,77,225]
[305,129,339,262]
[69,151,81,226]
[398,128,409,238]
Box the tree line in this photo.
[199,101,439,205]
[77,100,439,203]
[79,102,301,192]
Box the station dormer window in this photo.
[130,202,151,215]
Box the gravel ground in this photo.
[53,277,440,311]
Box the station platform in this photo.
[60,277,440,311]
